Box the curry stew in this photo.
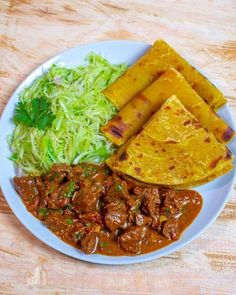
[14,163,202,256]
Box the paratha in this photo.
[103,40,226,110]
[102,68,234,146]
[106,96,233,186]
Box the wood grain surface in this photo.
[0,1,236,294]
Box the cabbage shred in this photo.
[10,53,127,175]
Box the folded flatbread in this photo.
[106,96,233,187]
[102,68,234,146]
[103,39,226,110]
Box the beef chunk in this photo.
[162,218,179,240]
[118,226,148,254]
[105,211,128,233]
[70,164,107,183]
[46,181,77,210]
[104,174,130,202]
[133,186,147,196]
[104,201,128,233]
[72,187,100,214]
[160,188,189,216]
[68,165,84,181]
[103,175,131,234]
[77,212,103,225]
[80,232,99,254]
[13,176,43,213]
[139,188,161,229]
[44,210,67,232]
[44,163,71,183]
[104,185,123,203]
[135,213,152,227]
[126,198,141,224]
[104,212,128,233]
[14,176,41,201]
[70,223,101,244]
[140,188,160,215]
[42,164,80,211]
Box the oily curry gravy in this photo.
[14,163,202,256]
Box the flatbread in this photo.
[101,68,234,146]
[103,39,226,110]
[106,96,233,187]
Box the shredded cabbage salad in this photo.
[10,53,127,175]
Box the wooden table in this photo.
[1,1,236,294]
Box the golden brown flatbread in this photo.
[106,96,233,187]
[101,68,234,146]
[103,40,226,110]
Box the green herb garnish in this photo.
[85,222,92,227]
[82,166,97,177]
[65,181,76,198]
[74,232,82,240]
[114,183,122,192]
[82,169,91,177]
[66,203,73,210]
[14,97,55,130]
[131,205,139,213]
[66,219,73,225]
[39,207,47,216]
[100,241,109,248]
[104,167,110,176]
[48,184,56,194]
[50,171,60,181]
[165,207,171,214]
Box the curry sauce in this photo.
[14,163,202,256]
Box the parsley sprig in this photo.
[14,97,55,130]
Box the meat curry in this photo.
[14,163,202,256]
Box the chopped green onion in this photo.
[65,181,76,198]
[39,207,47,216]
[104,167,110,176]
[115,183,122,192]
[100,241,109,248]
[74,232,82,241]
[82,169,91,177]
[131,205,139,213]
[165,207,171,215]
[66,219,73,225]
[85,222,92,227]
[82,166,97,177]
[66,203,73,210]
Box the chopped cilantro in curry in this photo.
[65,181,76,198]
[39,207,47,216]
[100,241,110,248]
[114,183,122,192]
[66,219,73,225]
[74,232,82,241]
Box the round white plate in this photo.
[0,40,235,265]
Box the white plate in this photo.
[0,40,235,265]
